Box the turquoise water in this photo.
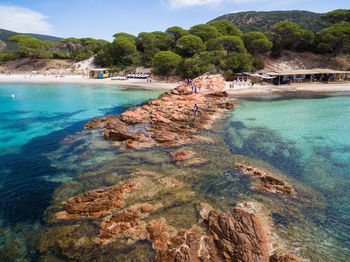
[0,83,162,155]
[0,83,162,225]
[224,93,350,261]
[1,84,350,261]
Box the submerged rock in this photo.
[270,253,303,262]
[172,150,195,161]
[236,163,293,195]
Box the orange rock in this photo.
[236,163,294,195]
[207,208,270,262]
[64,179,137,217]
[84,75,235,149]
[172,150,195,161]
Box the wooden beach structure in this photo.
[261,69,350,85]
[89,69,111,79]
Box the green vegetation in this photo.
[0,9,349,78]
[210,10,324,33]
[319,9,350,25]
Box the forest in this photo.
[1,9,349,78]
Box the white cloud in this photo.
[0,5,53,34]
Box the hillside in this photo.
[210,10,325,32]
[0,28,62,53]
[260,50,350,73]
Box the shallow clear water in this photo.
[0,83,162,225]
[224,93,350,261]
[1,84,350,261]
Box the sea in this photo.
[0,83,349,261]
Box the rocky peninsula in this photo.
[84,75,234,149]
[40,75,304,261]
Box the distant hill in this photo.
[0,28,62,53]
[210,10,325,33]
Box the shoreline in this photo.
[0,74,177,90]
[2,73,350,95]
[224,81,350,97]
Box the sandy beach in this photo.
[224,81,350,96]
[0,74,177,90]
[1,73,350,96]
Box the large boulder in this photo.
[207,208,270,262]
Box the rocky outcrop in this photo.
[207,208,270,262]
[63,179,138,217]
[236,163,293,195]
[98,204,160,244]
[55,171,303,262]
[84,75,234,148]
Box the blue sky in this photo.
[0,0,349,41]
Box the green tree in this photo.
[206,38,224,51]
[166,26,188,46]
[320,9,350,25]
[9,35,44,57]
[220,53,254,73]
[151,31,173,51]
[242,32,273,54]
[216,36,246,53]
[176,35,205,57]
[113,36,137,56]
[152,51,182,76]
[208,20,242,36]
[269,22,303,50]
[316,21,350,53]
[113,33,137,43]
[189,24,220,43]
[136,32,158,66]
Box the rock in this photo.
[270,253,303,262]
[172,150,195,161]
[236,163,293,195]
[207,208,270,262]
[64,179,138,217]
[85,75,235,149]
[156,226,221,262]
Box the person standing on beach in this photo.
[194,85,197,93]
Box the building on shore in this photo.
[231,69,350,86]
[89,69,111,79]
[260,69,350,85]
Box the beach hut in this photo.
[89,69,111,79]
[261,69,350,85]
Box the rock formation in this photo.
[207,208,270,262]
[84,75,234,148]
[60,179,138,218]
[54,171,302,262]
[236,163,293,194]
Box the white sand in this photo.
[0,73,176,90]
[224,81,350,97]
[2,73,350,95]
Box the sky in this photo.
[0,0,349,41]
